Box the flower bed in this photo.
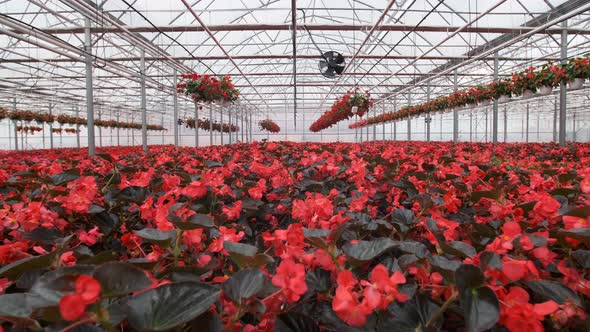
[259,119,281,133]
[0,142,588,331]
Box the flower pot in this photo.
[540,85,552,95]
[568,78,584,90]
[498,95,510,103]
[522,89,534,99]
[479,99,491,106]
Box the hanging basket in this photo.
[498,95,510,104]
[522,89,535,99]
[568,78,585,90]
[539,85,553,95]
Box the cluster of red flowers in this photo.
[51,128,62,134]
[349,54,590,129]
[0,141,588,331]
[1,108,165,131]
[64,128,80,134]
[310,89,373,132]
[177,73,239,104]
[258,119,280,133]
[16,125,42,134]
[178,117,239,133]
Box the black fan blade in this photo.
[323,66,336,78]
[325,51,335,63]
[334,65,345,75]
[319,59,329,68]
[335,53,345,64]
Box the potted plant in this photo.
[488,79,513,103]
[512,66,539,98]
[177,73,240,104]
[536,63,565,95]
[565,55,589,90]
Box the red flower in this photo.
[361,264,408,310]
[499,286,559,332]
[181,181,208,199]
[532,195,560,224]
[271,259,307,302]
[59,275,101,321]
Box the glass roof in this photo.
[1,0,589,137]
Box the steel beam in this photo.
[49,103,53,149]
[141,49,147,153]
[84,17,95,156]
[453,70,459,142]
[492,52,499,144]
[194,103,199,147]
[559,21,568,146]
[12,98,18,151]
[75,107,80,148]
[173,71,178,147]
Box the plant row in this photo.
[310,89,373,132]
[0,142,588,331]
[178,117,239,133]
[350,54,590,129]
[177,73,240,104]
[258,119,281,133]
[0,108,166,131]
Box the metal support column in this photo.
[393,99,397,140]
[220,108,224,145]
[98,109,102,147]
[228,107,232,144]
[173,71,179,147]
[209,106,213,146]
[241,113,244,142]
[553,97,558,142]
[84,18,95,156]
[12,98,18,151]
[492,52,499,144]
[559,21,568,146]
[49,103,53,149]
[426,85,431,142]
[503,106,507,142]
[250,113,253,142]
[407,96,411,141]
[573,112,576,142]
[194,103,199,147]
[453,70,459,142]
[537,111,541,141]
[140,49,148,153]
[469,111,473,142]
[75,107,80,148]
[526,103,530,142]
[116,113,120,146]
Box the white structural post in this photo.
[161,113,165,144]
[241,113,244,142]
[526,103,530,142]
[209,106,213,145]
[75,107,80,148]
[228,107,232,144]
[393,99,397,140]
[173,71,179,147]
[382,103,386,141]
[48,103,53,149]
[194,103,199,147]
[559,20,567,146]
[503,106,507,142]
[407,95,411,141]
[12,97,18,151]
[84,18,95,156]
[469,110,473,142]
[573,112,576,142]
[140,49,148,153]
[492,51,499,144]
[116,113,120,146]
[453,70,459,142]
[426,85,431,142]
[220,108,224,145]
[553,96,558,142]
[98,109,102,147]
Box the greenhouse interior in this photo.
[0,0,589,331]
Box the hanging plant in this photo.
[310,89,373,132]
[177,73,240,104]
[259,119,280,133]
[51,128,63,135]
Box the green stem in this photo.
[426,292,458,328]
[173,229,184,267]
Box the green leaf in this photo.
[0,253,56,281]
[49,170,80,186]
[222,268,266,302]
[455,265,499,332]
[126,281,220,331]
[562,206,590,218]
[172,214,215,230]
[572,250,590,268]
[93,262,152,297]
[527,280,582,306]
[550,188,577,197]
[0,293,32,318]
[134,228,176,248]
[398,241,430,259]
[223,242,272,268]
[558,228,590,243]
[275,312,321,332]
[23,228,63,245]
[224,241,257,256]
[429,256,461,282]
[440,241,477,258]
[377,294,441,332]
[470,189,500,202]
[391,209,415,225]
[342,238,399,263]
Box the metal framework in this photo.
[0,0,589,150]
